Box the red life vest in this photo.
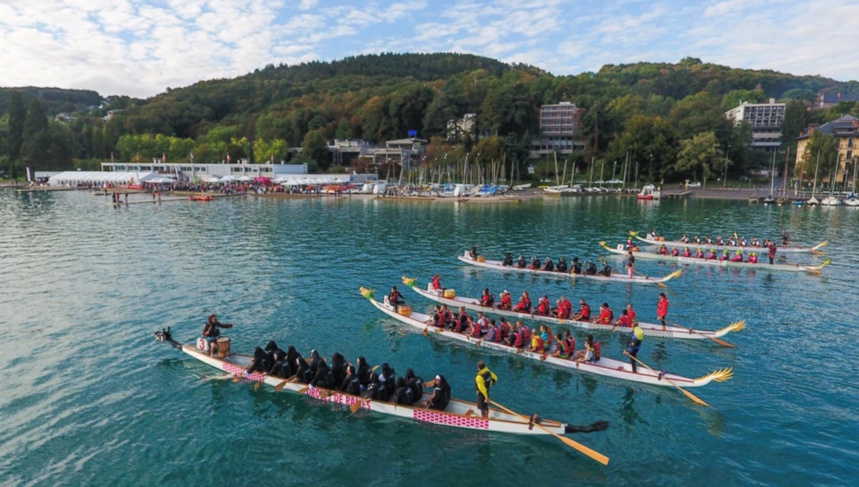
[522,327,531,341]
[565,337,576,354]
[514,329,524,348]
[432,277,442,289]
[499,295,512,310]
[580,305,591,321]
[537,302,549,316]
[594,341,601,360]
[558,306,571,319]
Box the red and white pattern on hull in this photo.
[305,388,372,411]
[221,362,266,381]
[413,409,489,429]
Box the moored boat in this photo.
[630,231,827,254]
[457,251,682,285]
[152,327,610,463]
[600,242,830,275]
[361,288,733,390]
[401,277,744,346]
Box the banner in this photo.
[26,167,32,182]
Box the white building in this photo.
[724,99,785,149]
[531,102,586,158]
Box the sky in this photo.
[1,0,858,99]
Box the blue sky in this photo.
[1,0,857,98]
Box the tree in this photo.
[780,100,808,151]
[20,99,49,168]
[673,132,720,183]
[300,129,330,171]
[7,91,25,176]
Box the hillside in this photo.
[2,53,859,179]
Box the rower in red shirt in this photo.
[535,295,551,316]
[498,290,512,310]
[573,299,591,322]
[431,273,443,290]
[513,296,529,313]
[626,304,638,325]
[657,292,669,331]
[480,288,495,307]
[521,291,532,312]
[595,303,614,324]
[613,309,632,330]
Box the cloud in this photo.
[0,0,856,98]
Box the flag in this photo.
[162,152,166,163]
[26,167,32,183]
[227,154,231,163]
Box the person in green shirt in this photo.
[475,361,498,418]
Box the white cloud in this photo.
[0,0,856,98]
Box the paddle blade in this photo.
[679,388,710,407]
[297,386,309,395]
[554,433,610,466]
[274,381,287,392]
[253,382,262,391]
[709,336,736,348]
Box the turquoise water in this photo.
[1,190,856,486]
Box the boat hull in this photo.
[631,233,826,254]
[363,292,725,389]
[458,251,681,285]
[404,280,742,343]
[601,243,829,275]
[177,344,571,436]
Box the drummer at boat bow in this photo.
[389,286,405,311]
[475,361,498,418]
[202,314,234,358]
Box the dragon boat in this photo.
[600,242,830,275]
[629,231,827,254]
[401,277,744,346]
[457,251,682,285]
[152,327,610,464]
[361,288,733,391]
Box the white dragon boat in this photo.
[152,327,610,463]
[600,242,830,275]
[361,288,733,390]
[629,231,827,254]
[458,251,682,285]
[401,277,744,346]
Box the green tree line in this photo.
[2,53,859,181]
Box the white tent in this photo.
[220,175,235,182]
[48,171,153,186]
[236,175,251,182]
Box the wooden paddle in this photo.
[350,396,371,414]
[624,352,710,407]
[665,319,736,347]
[490,400,609,466]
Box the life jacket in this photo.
[565,337,576,354]
[532,335,544,353]
[432,277,442,289]
[522,327,531,341]
[683,249,691,257]
[442,309,453,325]
[580,305,591,321]
[481,293,495,307]
[517,258,526,268]
[499,295,512,310]
[470,323,482,338]
[572,262,582,274]
[478,368,496,390]
[537,301,549,316]
[514,329,524,348]
[672,249,679,256]
[390,290,401,302]
[558,340,570,358]
[523,297,532,310]
[493,325,504,343]
[558,306,571,319]
[594,341,601,361]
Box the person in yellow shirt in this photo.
[475,361,498,418]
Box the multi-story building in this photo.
[794,114,858,184]
[817,91,859,109]
[724,99,785,149]
[530,102,585,158]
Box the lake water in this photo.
[1,190,856,486]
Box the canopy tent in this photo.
[202,175,221,183]
[219,175,236,182]
[143,176,177,184]
[236,175,252,182]
[48,171,153,186]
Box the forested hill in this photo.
[3,53,859,177]
[0,87,102,116]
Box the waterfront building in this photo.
[724,99,785,149]
[794,114,858,184]
[817,91,859,109]
[530,102,585,158]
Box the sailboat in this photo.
[844,159,859,207]
[820,167,841,206]
[807,149,821,206]
[763,151,776,205]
